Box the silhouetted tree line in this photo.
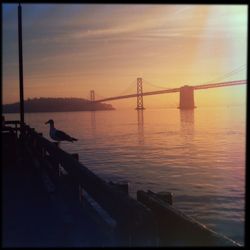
[3,97,115,113]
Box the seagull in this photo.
[45,119,77,143]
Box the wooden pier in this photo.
[2,120,241,247]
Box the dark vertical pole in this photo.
[18,3,24,125]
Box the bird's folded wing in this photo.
[55,129,73,140]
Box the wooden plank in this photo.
[108,181,129,195]
[137,190,240,246]
[21,125,158,246]
[155,191,173,205]
[4,120,20,125]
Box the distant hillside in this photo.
[3,97,115,113]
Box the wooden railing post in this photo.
[20,126,159,246]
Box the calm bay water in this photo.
[4,106,245,244]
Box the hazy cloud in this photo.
[2,4,247,104]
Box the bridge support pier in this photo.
[178,85,196,110]
[135,77,145,110]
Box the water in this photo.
[4,106,245,245]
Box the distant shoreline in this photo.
[3,97,115,113]
[3,109,115,114]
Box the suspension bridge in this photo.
[89,78,246,110]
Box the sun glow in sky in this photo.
[2,4,247,108]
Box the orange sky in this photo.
[2,4,247,108]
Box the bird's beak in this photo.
[45,120,49,125]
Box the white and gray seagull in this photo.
[45,119,77,143]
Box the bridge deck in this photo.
[95,80,246,103]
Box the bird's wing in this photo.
[55,129,73,141]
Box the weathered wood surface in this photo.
[2,121,242,247]
[20,124,158,246]
[155,191,173,205]
[137,190,241,246]
[3,135,110,247]
[109,181,129,195]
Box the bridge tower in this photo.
[90,90,95,111]
[178,85,196,110]
[136,77,145,110]
[90,90,95,102]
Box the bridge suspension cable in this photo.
[214,64,246,81]
[92,64,246,102]
[94,92,109,100]
[143,79,170,90]
[197,64,246,86]
[115,79,137,96]
[96,79,137,100]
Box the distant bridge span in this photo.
[92,79,246,110]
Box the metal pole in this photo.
[18,3,24,125]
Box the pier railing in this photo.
[3,120,241,246]
[3,120,21,135]
[17,122,157,246]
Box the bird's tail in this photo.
[71,137,78,142]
